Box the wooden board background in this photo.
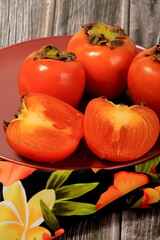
[0,0,159,49]
[0,0,160,239]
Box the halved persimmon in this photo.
[4,93,84,162]
[84,97,160,162]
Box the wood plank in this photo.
[1,0,159,49]
[129,0,160,48]
[121,209,160,240]
[0,0,55,48]
[57,211,121,240]
[52,0,130,36]
[0,0,131,48]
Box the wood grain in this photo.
[57,211,121,240]
[121,209,160,240]
[57,209,160,240]
[0,0,55,48]
[1,0,159,48]
[129,0,160,48]
[52,0,130,36]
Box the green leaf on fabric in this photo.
[40,199,61,231]
[46,170,73,190]
[55,182,99,201]
[135,155,160,173]
[130,197,142,208]
[53,201,97,216]
[146,173,160,183]
[126,191,143,208]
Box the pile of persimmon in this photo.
[4,22,160,163]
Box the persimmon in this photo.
[67,22,137,99]
[18,46,85,107]
[128,44,160,117]
[4,93,84,162]
[84,97,159,162]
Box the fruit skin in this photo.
[128,44,160,117]
[84,97,160,162]
[4,93,84,162]
[18,46,85,108]
[67,22,137,99]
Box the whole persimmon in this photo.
[67,22,137,99]
[128,44,160,117]
[18,46,85,107]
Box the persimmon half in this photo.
[84,97,160,162]
[4,93,84,162]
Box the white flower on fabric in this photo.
[0,181,55,240]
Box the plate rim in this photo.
[1,35,157,171]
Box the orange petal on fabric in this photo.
[96,171,149,210]
[139,190,150,208]
[96,185,121,210]
[114,171,149,195]
[91,168,102,173]
[0,161,36,186]
[141,188,160,205]
[42,229,65,240]
[154,186,160,196]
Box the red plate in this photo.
[0,35,159,171]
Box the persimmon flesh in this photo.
[84,98,160,162]
[4,93,84,162]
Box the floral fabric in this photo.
[0,155,160,239]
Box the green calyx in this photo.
[34,45,76,61]
[83,22,127,49]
